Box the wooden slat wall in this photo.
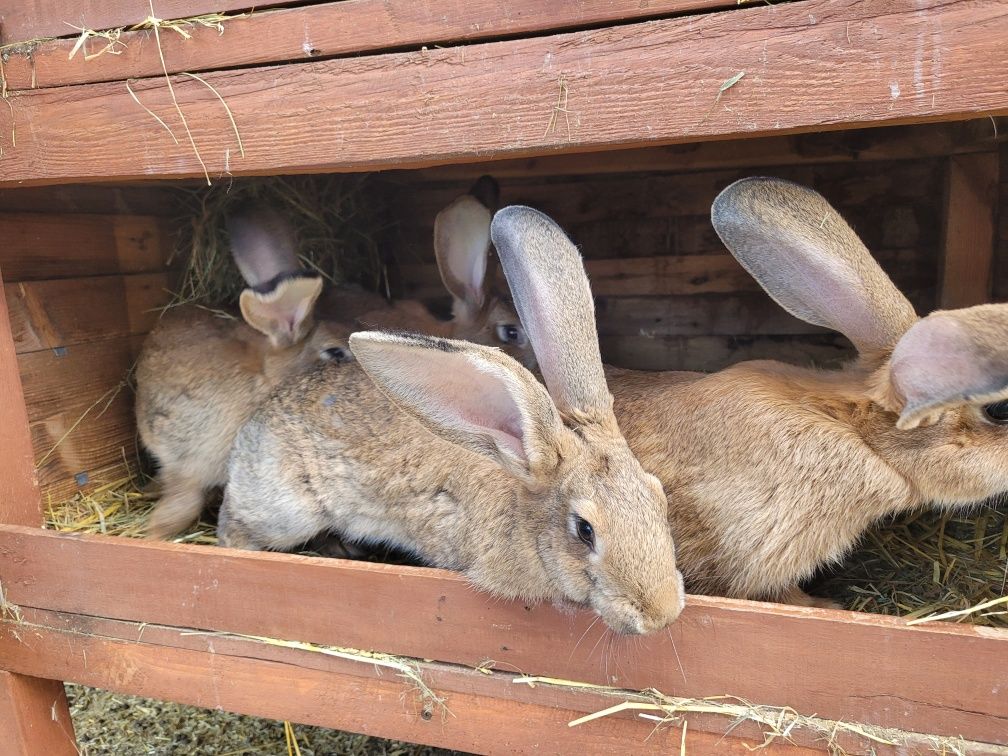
[1,0,1006,187]
[388,157,945,371]
[0,188,178,502]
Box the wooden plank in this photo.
[0,271,42,527]
[0,0,306,44]
[2,0,735,91]
[400,255,760,300]
[2,0,1007,186]
[0,672,76,756]
[405,121,1003,180]
[0,213,173,281]
[0,184,180,215]
[596,294,822,338]
[0,527,1006,744]
[6,273,171,354]
[939,152,1000,308]
[19,335,141,498]
[0,610,835,755]
[599,333,854,371]
[400,161,941,231]
[6,610,1004,755]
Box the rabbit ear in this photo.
[434,194,494,317]
[239,275,323,348]
[350,331,565,481]
[711,177,918,360]
[226,206,301,288]
[881,304,1008,429]
[491,206,612,420]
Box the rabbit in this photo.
[350,176,537,368]
[605,176,1008,607]
[217,205,685,635]
[136,205,352,540]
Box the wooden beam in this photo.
[0,672,76,756]
[6,273,171,354]
[0,213,174,281]
[2,0,735,91]
[0,0,306,44]
[4,608,1001,755]
[399,255,761,300]
[403,121,1002,181]
[939,152,1000,308]
[1,0,1006,186]
[20,334,143,498]
[0,526,1005,743]
[0,272,42,527]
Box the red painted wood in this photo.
[0,527,1005,743]
[0,0,1005,186]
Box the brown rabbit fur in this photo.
[351,176,536,368]
[606,177,1008,606]
[137,207,351,539]
[218,206,684,635]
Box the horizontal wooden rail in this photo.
[403,122,1004,180]
[2,608,1003,754]
[0,0,306,43]
[1,0,1006,186]
[3,0,735,91]
[0,526,1005,744]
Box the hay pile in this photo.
[816,506,1008,626]
[170,174,389,309]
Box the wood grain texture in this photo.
[0,184,180,215]
[1,0,1006,186]
[0,527,1006,744]
[0,0,305,43]
[599,333,853,371]
[399,255,760,300]
[0,672,76,756]
[406,120,1004,181]
[8,608,1003,754]
[939,151,1000,308]
[2,0,733,90]
[0,213,173,281]
[0,610,835,755]
[0,273,43,527]
[6,273,170,354]
[20,335,142,498]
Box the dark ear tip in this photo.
[469,175,500,210]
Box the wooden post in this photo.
[0,269,77,753]
[0,673,76,756]
[939,152,1000,309]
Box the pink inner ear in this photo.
[390,348,529,463]
[889,315,984,413]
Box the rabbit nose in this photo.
[638,572,686,633]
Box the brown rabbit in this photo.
[218,206,684,635]
[136,206,351,539]
[352,176,536,368]
[607,177,1008,606]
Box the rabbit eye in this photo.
[573,516,596,550]
[495,324,521,344]
[320,347,351,364]
[982,400,1008,425]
